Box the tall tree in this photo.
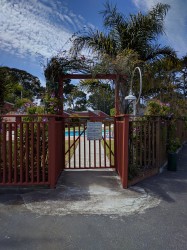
[178,55,187,98]
[0,67,13,112]
[0,67,44,108]
[65,85,87,111]
[71,2,177,112]
[72,2,175,62]
[79,79,114,114]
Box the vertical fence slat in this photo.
[73,125,76,168]
[2,123,6,183]
[109,124,111,167]
[94,139,96,168]
[89,139,91,168]
[84,123,86,168]
[37,123,40,183]
[0,124,1,182]
[104,123,106,167]
[20,123,23,183]
[42,123,46,182]
[79,123,81,168]
[99,139,101,167]
[14,123,18,183]
[31,123,34,183]
[8,123,12,183]
[25,123,29,183]
[140,122,143,167]
[68,123,70,168]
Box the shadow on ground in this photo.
[138,143,187,203]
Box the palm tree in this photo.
[72,2,175,62]
[71,2,177,113]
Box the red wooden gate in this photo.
[64,118,114,169]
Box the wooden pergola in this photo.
[58,73,127,115]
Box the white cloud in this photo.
[132,0,187,57]
[0,0,89,62]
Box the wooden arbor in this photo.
[57,73,127,116]
[57,73,129,188]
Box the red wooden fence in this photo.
[1,114,187,189]
[0,115,64,188]
[0,118,49,186]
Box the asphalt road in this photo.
[0,144,187,250]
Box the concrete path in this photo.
[20,170,160,216]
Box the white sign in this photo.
[87,122,102,140]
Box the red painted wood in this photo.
[115,115,129,188]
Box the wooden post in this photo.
[48,117,56,188]
[61,117,65,171]
[16,116,21,123]
[122,115,129,188]
[115,115,129,188]
[114,116,118,172]
[48,117,65,188]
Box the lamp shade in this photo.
[125,94,137,101]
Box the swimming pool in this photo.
[65,130,113,138]
[65,131,84,137]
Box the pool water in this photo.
[65,131,83,137]
[65,130,113,138]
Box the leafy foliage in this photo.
[0,67,44,112]
[145,99,171,116]
[79,79,114,114]
[70,2,176,112]
[65,86,87,111]
[72,2,176,62]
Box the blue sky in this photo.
[0,0,187,86]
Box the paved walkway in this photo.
[66,137,110,168]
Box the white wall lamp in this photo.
[125,67,142,115]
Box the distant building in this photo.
[1,102,15,113]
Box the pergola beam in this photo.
[58,73,127,115]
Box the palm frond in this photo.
[148,3,170,35]
[100,1,127,30]
[71,29,117,57]
[145,45,176,62]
